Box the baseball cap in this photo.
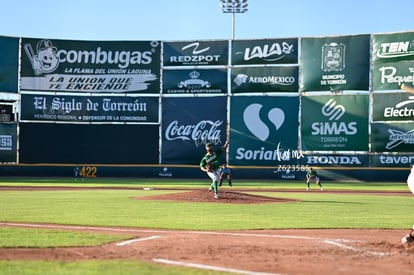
[205,143,213,148]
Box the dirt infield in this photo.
[1,187,414,275]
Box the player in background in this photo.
[219,163,232,187]
[306,167,323,191]
[200,141,229,199]
[402,164,414,246]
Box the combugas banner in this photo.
[371,122,414,152]
[20,38,160,93]
[300,35,370,91]
[231,38,298,65]
[0,123,17,162]
[301,94,369,151]
[229,96,299,166]
[161,96,227,165]
[372,31,414,63]
[20,94,159,123]
[0,36,19,93]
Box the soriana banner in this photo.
[371,123,414,152]
[231,66,298,93]
[20,38,160,93]
[231,38,298,65]
[301,94,369,151]
[0,36,18,93]
[372,92,414,122]
[163,68,227,94]
[300,35,370,91]
[373,31,414,64]
[163,40,228,66]
[229,96,299,166]
[162,97,227,165]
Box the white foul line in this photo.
[153,258,287,275]
[116,236,160,246]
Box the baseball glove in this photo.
[206,162,213,172]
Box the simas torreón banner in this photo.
[371,123,414,152]
[163,40,228,66]
[20,38,160,93]
[20,94,159,123]
[229,96,300,166]
[161,97,227,165]
[300,35,370,91]
[372,60,414,90]
[301,94,369,151]
[0,36,19,93]
[0,123,17,162]
[372,31,414,64]
[163,69,227,94]
[231,66,298,93]
[372,92,414,122]
[231,38,298,65]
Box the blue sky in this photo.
[0,0,412,41]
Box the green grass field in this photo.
[0,177,413,274]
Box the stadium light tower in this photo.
[220,0,248,40]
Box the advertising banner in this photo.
[372,60,414,90]
[20,38,160,93]
[372,92,414,122]
[302,153,369,167]
[20,94,159,123]
[371,153,414,167]
[301,94,369,151]
[0,123,17,162]
[231,66,298,93]
[231,38,298,65]
[163,68,227,94]
[19,123,159,164]
[162,97,227,164]
[163,40,228,66]
[300,35,370,91]
[229,96,300,166]
[371,122,414,152]
[373,31,414,63]
[0,36,18,93]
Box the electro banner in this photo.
[0,123,17,162]
[372,60,414,90]
[163,40,228,66]
[231,38,298,65]
[231,66,298,93]
[371,122,414,152]
[20,94,159,123]
[301,94,369,151]
[161,96,227,165]
[163,69,227,94]
[372,31,414,64]
[229,96,299,166]
[0,36,19,93]
[372,92,414,122]
[300,35,370,91]
[20,38,160,93]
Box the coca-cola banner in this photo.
[232,38,298,65]
[20,38,161,93]
[162,96,227,164]
[163,40,228,66]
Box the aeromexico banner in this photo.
[231,38,298,65]
[231,66,298,93]
[163,40,228,66]
[371,122,414,152]
[300,35,370,91]
[372,92,414,122]
[163,69,227,94]
[229,96,299,166]
[162,97,227,164]
[0,123,17,162]
[372,60,414,90]
[20,38,160,93]
[373,31,414,63]
[20,94,159,123]
[301,95,369,151]
[0,36,18,93]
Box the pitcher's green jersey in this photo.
[200,148,224,171]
